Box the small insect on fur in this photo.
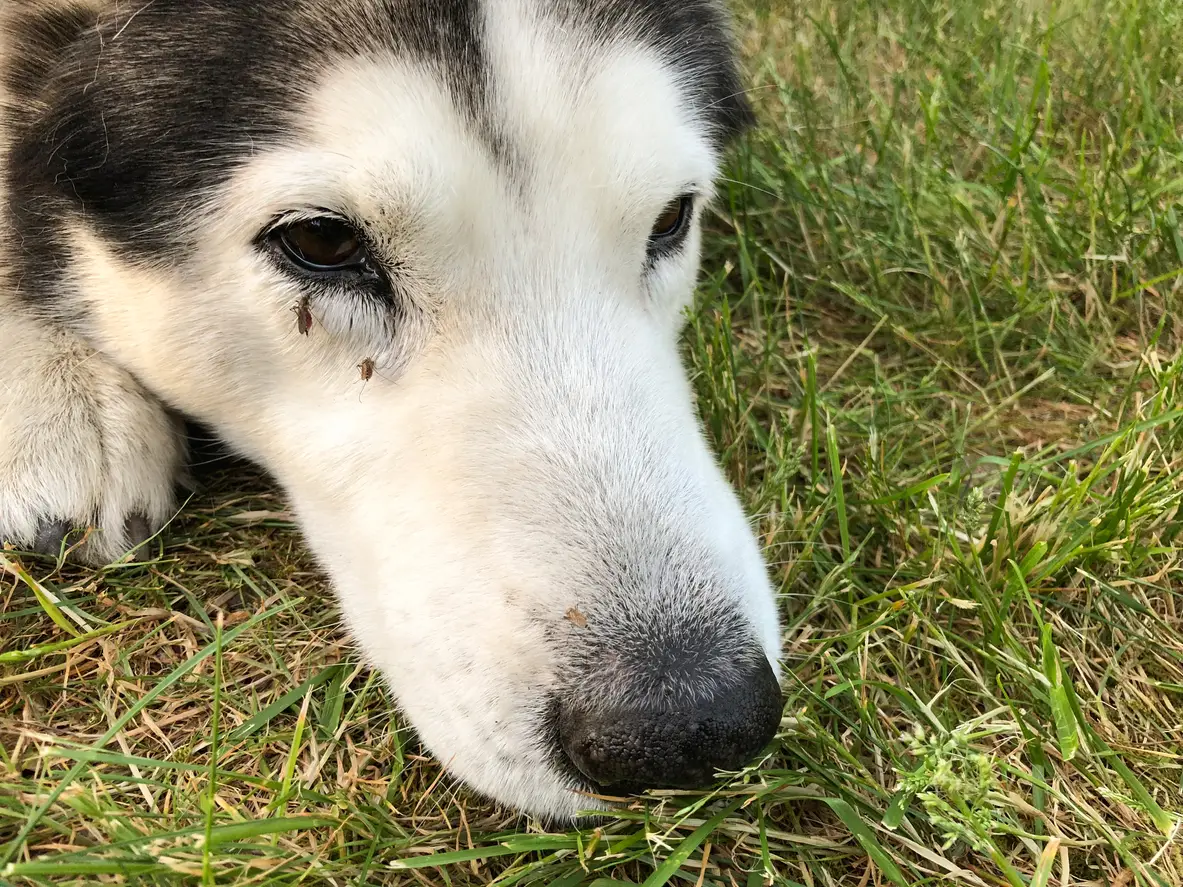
[292,297,313,335]
[355,357,380,403]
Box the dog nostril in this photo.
[557,652,782,793]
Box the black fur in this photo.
[1,3,97,130]
[5,0,751,311]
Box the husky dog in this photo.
[0,0,782,820]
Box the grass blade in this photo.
[823,798,910,887]
[641,798,744,887]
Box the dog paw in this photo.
[0,325,186,565]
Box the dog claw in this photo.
[32,519,76,558]
[122,513,154,561]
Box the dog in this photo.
[0,0,782,821]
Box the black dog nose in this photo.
[557,653,782,792]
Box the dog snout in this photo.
[556,649,782,793]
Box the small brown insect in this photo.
[358,358,375,382]
[291,297,313,335]
[565,606,588,629]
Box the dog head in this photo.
[5,0,781,819]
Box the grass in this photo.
[3,0,1183,882]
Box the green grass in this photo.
[4,0,1183,882]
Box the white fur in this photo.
[0,1,780,819]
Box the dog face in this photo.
[5,0,782,819]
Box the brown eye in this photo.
[647,193,694,257]
[275,217,369,271]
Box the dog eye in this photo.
[273,217,370,272]
[647,194,694,257]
